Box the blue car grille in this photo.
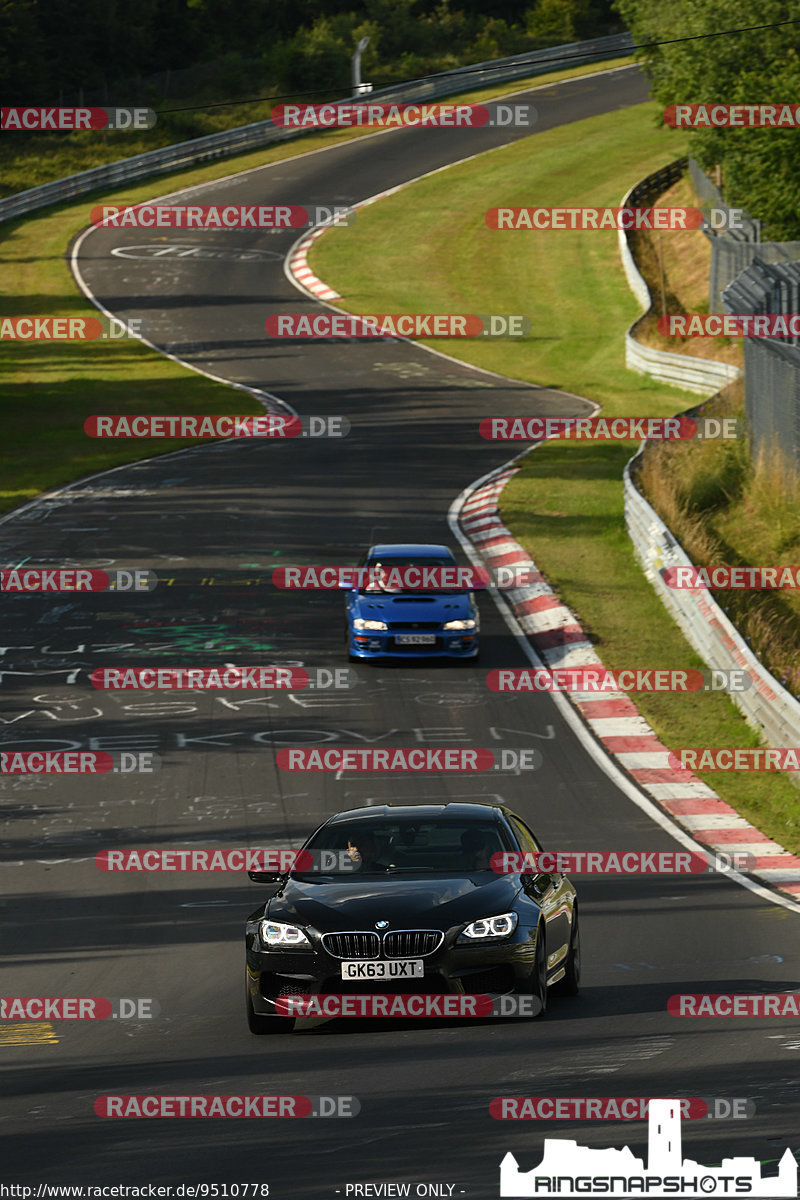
[385,622,441,630]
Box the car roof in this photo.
[367,544,455,559]
[326,803,512,824]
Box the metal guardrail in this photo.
[0,32,633,226]
[617,160,743,394]
[624,453,800,746]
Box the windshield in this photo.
[359,556,466,595]
[301,819,510,875]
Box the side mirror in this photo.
[248,870,284,883]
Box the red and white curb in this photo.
[287,227,340,301]
[459,463,800,901]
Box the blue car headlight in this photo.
[457,912,518,943]
[259,920,312,949]
[352,618,388,631]
[443,618,477,630]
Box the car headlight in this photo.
[457,912,518,943]
[443,619,477,631]
[259,920,311,949]
[352,618,388,631]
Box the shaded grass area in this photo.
[309,101,800,854]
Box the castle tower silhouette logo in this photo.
[500,1099,797,1197]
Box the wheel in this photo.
[246,987,294,1035]
[533,924,548,1017]
[558,908,581,996]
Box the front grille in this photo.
[321,932,380,959]
[384,930,443,958]
[386,622,440,630]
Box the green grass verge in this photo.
[309,100,800,855]
[0,58,633,514]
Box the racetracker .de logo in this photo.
[276,747,542,772]
[1,997,158,1019]
[664,103,800,126]
[669,994,800,1017]
[479,416,740,441]
[669,747,800,771]
[89,666,320,690]
[93,1095,359,1118]
[264,314,529,338]
[659,313,800,337]
[1,568,156,592]
[486,207,703,230]
[487,668,751,693]
[91,204,323,229]
[1,750,158,775]
[270,102,535,128]
[490,850,757,874]
[662,566,800,589]
[1,106,156,130]
[489,1097,754,1120]
[84,415,348,438]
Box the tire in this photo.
[246,987,294,1035]
[558,909,581,996]
[524,923,547,1019]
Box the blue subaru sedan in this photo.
[344,543,480,661]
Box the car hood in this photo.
[266,873,520,931]
[352,594,473,622]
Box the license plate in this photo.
[396,634,436,645]
[341,959,424,980]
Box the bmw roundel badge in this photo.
[375,920,390,930]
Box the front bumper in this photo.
[348,630,479,659]
[246,925,537,1016]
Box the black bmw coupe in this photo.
[245,802,579,1033]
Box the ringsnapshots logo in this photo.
[1,107,156,131]
[84,415,349,439]
[271,102,536,128]
[498,1098,798,1197]
[1,567,156,592]
[264,314,529,338]
[91,203,354,229]
[479,416,741,441]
